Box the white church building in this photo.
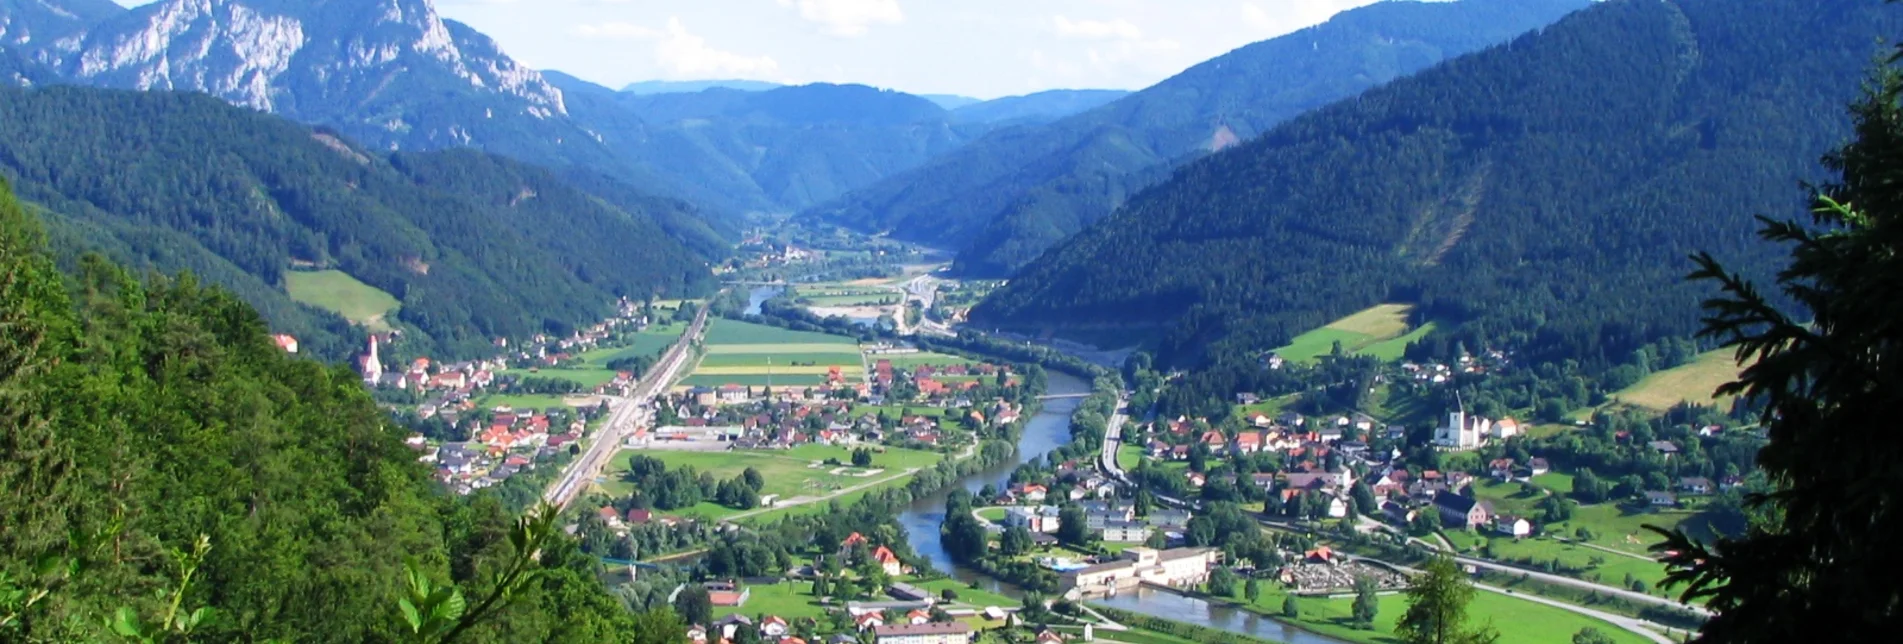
[1434,408,1519,450]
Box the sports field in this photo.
[1276,304,1439,362]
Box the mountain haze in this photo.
[949,89,1131,126]
[804,0,1593,275]
[977,0,1885,372]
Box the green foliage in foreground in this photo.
[0,182,650,641]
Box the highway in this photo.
[543,305,709,508]
[1099,393,1131,482]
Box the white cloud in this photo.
[775,0,904,37]
[575,18,779,78]
[1053,15,1143,41]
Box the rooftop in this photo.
[873,622,972,637]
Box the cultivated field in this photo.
[1613,349,1744,411]
[284,270,399,330]
[869,351,984,369]
[686,320,864,388]
[1277,304,1437,362]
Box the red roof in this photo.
[872,545,900,564]
[842,532,869,548]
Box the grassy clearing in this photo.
[867,352,979,369]
[284,270,399,330]
[1532,472,1576,495]
[976,507,1007,522]
[1235,393,1299,420]
[694,365,843,376]
[600,446,941,500]
[1220,580,1649,644]
[1543,503,1696,556]
[705,319,858,345]
[710,582,825,620]
[474,393,588,411]
[503,368,619,389]
[1118,444,1144,472]
[700,353,862,367]
[1613,349,1745,411]
[913,579,1014,608]
[680,374,834,387]
[1485,538,1674,597]
[1276,304,1437,363]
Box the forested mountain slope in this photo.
[948,89,1131,126]
[805,0,1591,274]
[0,184,651,642]
[548,75,1001,214]
[0,84,713,360]
[977,0,1887,372]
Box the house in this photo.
[841,532,870,555]
[1244,412,1274,428]
[626,508,653,525]
[1433,491,1491,528]
[761,616,790,638]
[904,609,932,625]
[856,612,886,631]
[1199,430,1226,449]
[1649,441,1681,457]
[1101,520,1153,543]
[1528,458,1551,476]
[1036,631,1066,644]
[1016,484,1049,503]
[715,615,754,640]
[1495,516,1533,538]
[1234,432,1263,454]
[1004,505,1063,534]
[687,624,709,642]
[873,622,973,644]
[1278,412,1305,427]
[271,334,299,353]
[872,545,905,576]
[886,582,934,603]
[1326,497,1348,518]
[1679,477,1714,495]
[1646,491,1679,507]
[1488,459,1516,481]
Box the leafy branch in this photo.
[399,503,562,644]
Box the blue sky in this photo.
[113,0,1381,99]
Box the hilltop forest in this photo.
[977,0,1889,411]
[0,183,658,641]
[0,84,719,361]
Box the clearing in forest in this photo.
[284,270,399,331]
[1613,349,1744,411]
[1276,304,1437,362]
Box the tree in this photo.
[742,467,765,492]
[1571,628,1615,644]
[1207,567,1238,597]
[852,449,874,468]
[1352,575,1380,629]
[812,576,830,598]
[1056,504,1092,547]
[1245,577,1262,603]
[1143,530,1168,549]
[1651,55,1903,644]
[1282,596,1300,619]
[631,608,689,644]
[673,586,713,630]
[1396,557,1497,644]
[1000,526,1035,557]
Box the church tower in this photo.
[360,336,383,385]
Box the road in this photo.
[1099,394,1131,482]
[543,305,709,508]
[1446,553,1710,616]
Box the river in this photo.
[894,371,1346,644]
[744,286,782,316]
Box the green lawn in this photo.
[572,327,685,367]
[474,393,587,411]
[504,368,619,389]
[681,374,835,387]
[976,507,1008,522]
[1442,530,1489,552]
[700,352,864,367]
[1543,503,1696,556]
[284,270,399,330]
[1485,537,1674,597]
[1277,328,1377,363]
[1117,444,1144,472]
[849,405,951,419]
[705,319,859,345]
[1469,479,1548,518]
[711,582,826,620]
[1532,472,1576,495]
[1234,393,1299,420]
[1358,322,1438,361]
[912,578,1015,608]
[1224,584,1650,644]
[872,352,987,369]
[600,446,941,500]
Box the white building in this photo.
[1004,506,1062,534]
[1060,547,1221,593]
[1435,409,1490,450]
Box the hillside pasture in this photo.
[1613,349,1745,411]
[284,270,399,330]
[1275,304,1438,362]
